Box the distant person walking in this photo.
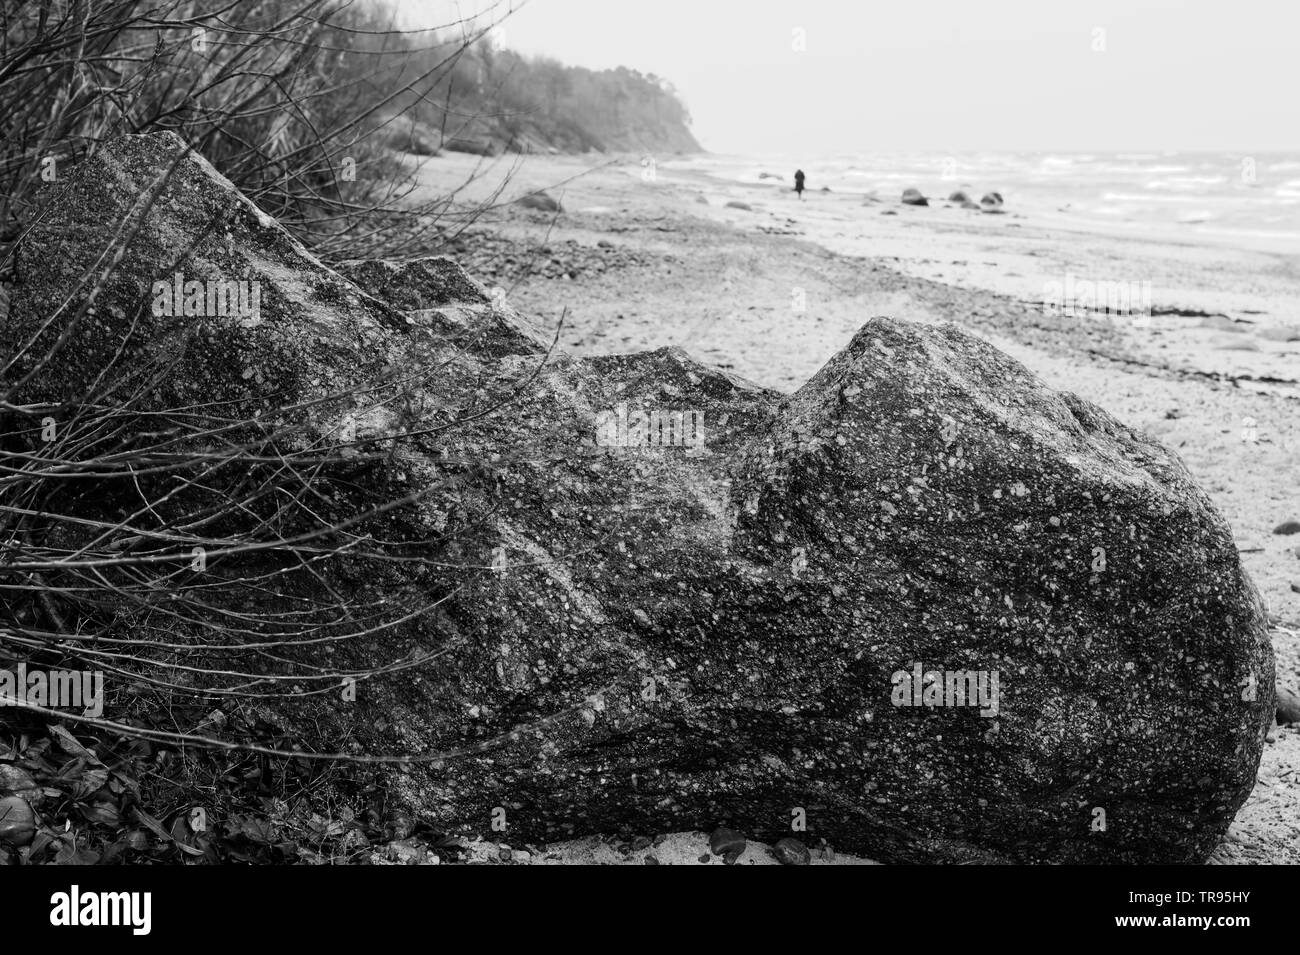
[794,169,806,200]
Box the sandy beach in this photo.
[399,150,1300,863]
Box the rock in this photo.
[383,808,415,841]
[948,190,971,203]
[725,200,753,211]
[339,257,540,359]
[771,837,812,865]
[820,186,831,193]
[980,191,1004,207]
[4,131,1274,865]
[1200,314,1243,332]
[380,115,442,156]
[0,795,35,847]
[386,838,435,864]
[516,191,563,213]
[444,138,497,156]
[338,256,490,310]
[1258,325,1300,342]
[881,209,897,215]
[1218,339,1259,352]
[1277,686,1300,724]
[0,766,42,808]
[901,188,929,206]
[1273,520,1300,535]
[708,827,747,864]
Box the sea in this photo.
[679,151,1300,251]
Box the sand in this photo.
[399,150,1300,864]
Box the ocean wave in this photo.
[1103,192,1204,203]
[680,151,1300,241]
[1145,175,1228,189]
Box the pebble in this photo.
[771,837,812,865]
[1277,685,1300,725]
[1272,520,1300,535]
[708,826,747,864]
[0,795,35,846]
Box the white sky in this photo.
[400,0,1300,153]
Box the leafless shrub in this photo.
[0,0,525,267]
[0,3,613,764]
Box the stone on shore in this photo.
[516,190,563,213]
[1277,685,1300,724]
[3,131,1275,864]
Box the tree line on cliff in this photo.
[0,0,697,266]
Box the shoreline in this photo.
[667,151,1300,257]
[408,149,1299,863]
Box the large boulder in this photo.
[1,132,1274,863]
[514,191,563,214]
[379,115,442,156]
